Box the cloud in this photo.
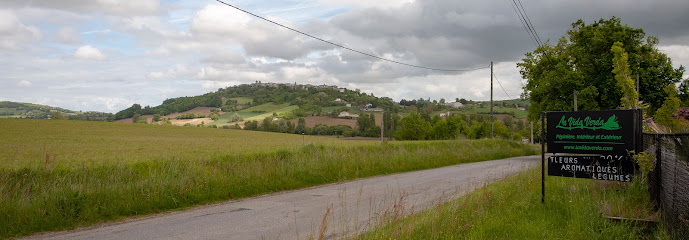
[0,0,161,16]
[190,4,332,60]
[57,27,81,44]
[147,64,196,80]
[74,45,106,60]
[16,80,32,87]
[0,9,42,50]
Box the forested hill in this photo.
[0,101,113,121]
[113,83,398,120]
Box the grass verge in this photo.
[0,119,537,238]
[359,167,665,239]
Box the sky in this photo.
[1,0,688,113]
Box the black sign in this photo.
[548,155,634,182]
[547,110,638,155]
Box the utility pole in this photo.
[573,90,578,111]
[637,73,640,96]
[381,111,384,144]
[530,121,534,144]
[490,61,494,139]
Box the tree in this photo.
[295,118,307,134]
[152,114,161,122]
[394,111,431,140]
[519,17,685,121]
[356,114,375,134]
[680,78,689,106]
[431,119,454,140]
[230,113,243,122]
[611,42,641,109]
[654,84,689,132]
[132,113,143,123]
[51,111,65,120]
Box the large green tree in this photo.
[519,17,685,121]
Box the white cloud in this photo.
[74,45,106,60]
[16,80,32,87]
[659,45,689,68]
[0,9,41,50]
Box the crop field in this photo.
[0,119,537,238]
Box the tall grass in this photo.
[0,119,537,238]
[360,168,664,239]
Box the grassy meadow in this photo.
[475,106,528,119]
[360,167,663,239]
[0,119,537,238]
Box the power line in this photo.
[509,0,542,48]
[492,71,513,100]
[516,0,542,46]
[215,0,489,72]
[508,0,538,47]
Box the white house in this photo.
[445,102,464,108]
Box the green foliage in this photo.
[394,111,432,140]
[630,150,654,183]
[611,42,641,109]
[51,111,65,120]
[680,78,689,106]
[356,113,376,134]
[654,84,689,132]
[520,17,685,120]
[468,121,491,139]
[152,114,161,122]
[114,93,221,120]
[175,113,196,119]
[132,113,147,124]
[209,113,219,121]
[492,120,511,139]
[295,117,307,134]
[229,112,243,122]
[0,101,112,121]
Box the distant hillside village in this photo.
[246,81,346,92]
[242,81,467,118]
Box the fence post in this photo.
[655,134,662,208]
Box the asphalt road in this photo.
[27,155,540,240]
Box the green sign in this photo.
[547,109,640,155]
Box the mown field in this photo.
[0,119,537,238]
[361,168,663,239]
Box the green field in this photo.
[476,107,528,119]
[0,119,537,238]
[210,103,297,125]
[361,168,662,239]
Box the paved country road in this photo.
[25,155,540,240]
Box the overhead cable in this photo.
[493,72,513,100]
[509,0,542,48]
[516,0,542,46]
[215,0,489,72]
